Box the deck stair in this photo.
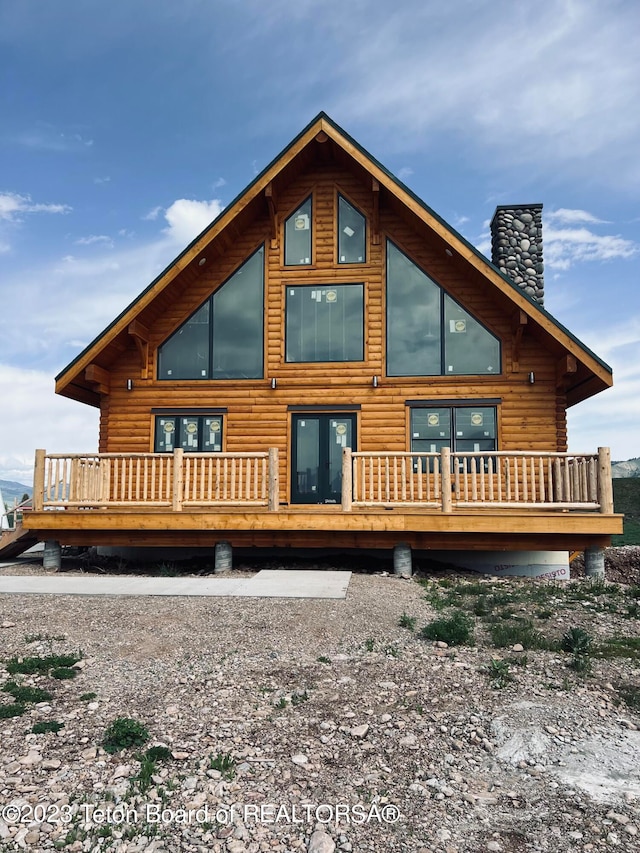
[0,523,39,560]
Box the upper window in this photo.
[386,241,500,377]
[284,197,312,266]
[158,246,264,380]
[338,195,366,264]
[286,284,364,363]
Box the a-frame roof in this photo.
[55,111,612,408]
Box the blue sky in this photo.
[0,0,639,483]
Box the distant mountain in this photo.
[612,458,640,479]
[0,479,32,507]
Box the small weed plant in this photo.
[398,612,417,631]
[0,703,26,718]
[485,658,514,689]
[209,752,235,779]
[102,718,150,754]
[32,721,64,734]
[2,682,52,703]
[420,610,474,646]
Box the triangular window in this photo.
[338,195,366,263]
[158,246,264,380]
[386,240,500,376]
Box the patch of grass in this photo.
[490,619,552,650]
[384,644,400,657]
[317,655,331,664]
[291,690,309,706]
[51,667,77,680]
[618,684,640,712]
[80,692,97,701]
[2,682,52,703]
[485,658,514,689]
[0,703,26,718]
[32,720,64,734]
[144,745,172,762]
[209,752,235,780]
[102,718,150,754]
[5,653,81,675]
[132,755,157,793]
[275,696,288,709]
[420,610,474,646]
[364,638,375,652]
[398,612,417,631]
[595,636,640,661]
[24,633,66,643]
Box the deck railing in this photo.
[32,447,613,515]
[33,448,280,511]
[343,447,614,513]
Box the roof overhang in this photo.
[55,113,612,408]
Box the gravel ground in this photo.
[1,549,640,853]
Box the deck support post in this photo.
[214,540,232,573]
[43,540,61,571]
[268,448,279,512]
[584,547,605,578]
[342,447,353,512]
[393,543,412,578]
[441,447,452,512]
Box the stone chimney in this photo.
[490,204,544,305]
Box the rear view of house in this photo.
[21,113,622,575]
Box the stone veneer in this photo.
[490,204,544,306]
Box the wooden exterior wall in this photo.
[100,161,567,503]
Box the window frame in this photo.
[386,239,501,378]
[153,411,226,453]
[284,282,365,364]
[284,195,313,267]
[337,192,367,265]
[157,244,265,381]
[407,401,499,457]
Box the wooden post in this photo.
[268,448,279,512]
[597,447,614,514]
[172,448,184,512]
[441,447,452,513]
[33,449,46,512]
[342,447,353,512]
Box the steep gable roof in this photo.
[55,112,612,408]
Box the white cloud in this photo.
[212,177,227,190]
[162,198,225,245]
[0,365,99,483]
[0,240,9,254]
[545,225,638,270]
[142,206,163,221]
[93,176,111,185]
[0,192,71,221]
[546,209,609,226]
[396,167,414,181]
[13,127,94,153]
[74,234,114,248]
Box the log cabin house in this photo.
[19,113,622,575]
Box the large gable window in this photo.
[386,241,500,377]
[338,195,366,264]
[284,197,312,266]
[286,284,364,363]
[158,246,264,380]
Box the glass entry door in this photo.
[291,414,356,504]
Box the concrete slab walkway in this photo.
[0,570,351,599]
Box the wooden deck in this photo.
[16,447,622,553]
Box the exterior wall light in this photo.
[126,379,134,391]
[198,257,207,267]
[528,372,535,384]
[271,377,277,389]
[372,375,379,388]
